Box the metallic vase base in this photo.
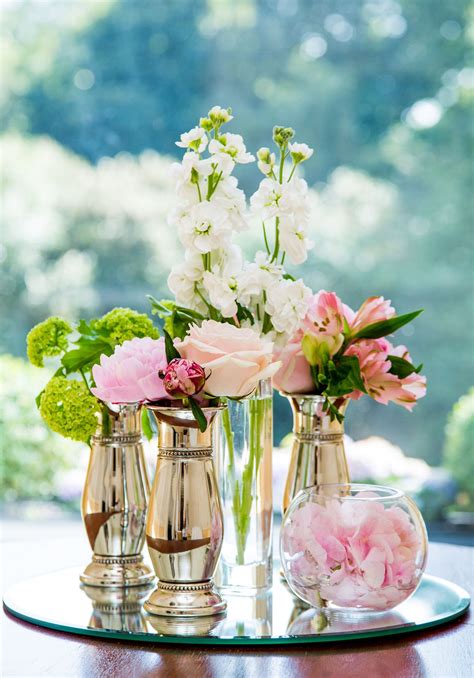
[144,581,227,617]
[80,555,155,588]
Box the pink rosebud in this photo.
[161,358,206,399]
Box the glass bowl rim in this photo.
[292,483,406,502]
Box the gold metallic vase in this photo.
[282,395,350,515]
[144,405,226,618]
[80,404,154,588]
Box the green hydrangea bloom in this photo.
[91,307,159,345]
[39,376,100,443]
[26,317,73,367]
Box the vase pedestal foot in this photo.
[144,580,227,617]
[80,554,155,588]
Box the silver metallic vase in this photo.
[282,395,350,515]
[144,405,226,618]
[80,403,154,588]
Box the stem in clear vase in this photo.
[222,397,266,565]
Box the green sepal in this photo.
[352,309,423,340]
[189,396,208,432]
[163,328,181,363]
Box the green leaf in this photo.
[352,309,423,340]
[35,389,45,409]
[388,355,423,378]
[141,408,154,441]
[282,272,296,281]
[326,355,367,396]
[163,329,181,363]
[189,397,208,432]
[61,336,114,373]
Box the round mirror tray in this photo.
[3,567,470,646]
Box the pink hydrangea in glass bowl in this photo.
[280,484,428,614]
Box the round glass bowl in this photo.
[280,484,428,614]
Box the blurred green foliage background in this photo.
[1,0,473,481]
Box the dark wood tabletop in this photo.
[1,525,472,678]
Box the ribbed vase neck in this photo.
[94,403,142,440]
[287,396,348,437]
[146,405,224,450]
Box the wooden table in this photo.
[1,527,472,678]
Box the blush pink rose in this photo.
[176,320,280,398]
[282,493,424,610]
[272,331,314,393]
[91,337,168,403]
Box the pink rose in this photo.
[346,296,395,335]
[161,358,206,398]
[176,320,280,398]
[345,339,426,411]
[272,331,313,393]
[91,337,168,403]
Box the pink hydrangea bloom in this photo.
[91,337,168,403]
[345,339,426,411]
[282,494,424,610]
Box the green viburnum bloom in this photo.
[26,317,73,367]
[39,376,100,443]
[91,307,159,345]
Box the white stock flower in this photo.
[251,176,311,223]
[178,201,232,253]
[256,147,276,176]
[209,133,255,167]
[213,176,248,232]
[202,271,239,318]
[167,253,206,313]
[279,215,314,265]
[288,142,314,163]
[176,127,208,153]
[170,153,213,205]
[208,106,233,125]
[265,278,312,335]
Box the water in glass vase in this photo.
[216,379,273,594]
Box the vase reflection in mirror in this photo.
[80,403,154,587]
[144,405,226,618]
[282,395,350,515]
[82,583,151,633]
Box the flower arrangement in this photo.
[281,487,427,611]
[26,308,160,442]
[274,290,426,420]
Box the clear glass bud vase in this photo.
[216,379,273,593]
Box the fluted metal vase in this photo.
[282,395,350,515]
[144,405,226,618]
[80,404,154,588]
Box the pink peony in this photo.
[345,339,426,411]
[91,337,168,403]
[345,296,396,335]
[176,320,280,398]
[161,358,206,398]
[282,492,424,610]
[272,330,313,393]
